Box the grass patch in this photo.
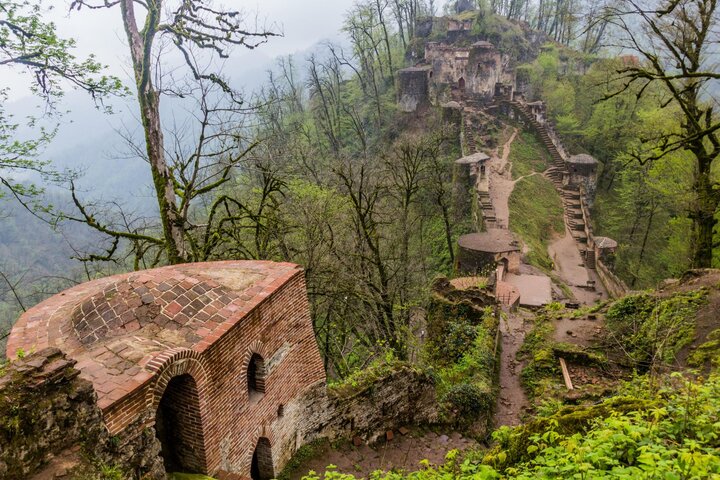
[169,474,217,480]
[509,131,551,179]
[508,175,564,271]
[276,438,330,480]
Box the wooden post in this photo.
[559,357,574,390]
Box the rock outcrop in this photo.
[0,348,164,480]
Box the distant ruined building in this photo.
[398,13,626,305]
[399,40,512,111]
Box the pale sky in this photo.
[5,0,359,100]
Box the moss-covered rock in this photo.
[482,396,654,470]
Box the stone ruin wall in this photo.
[423,42,513,104]
[0,348,163,480]
[578,189,629,298]
[281,367,439,452]
[397,68,432,113]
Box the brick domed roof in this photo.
[458,229,521,253]
[7,261,302,409]
[71,277,238,346]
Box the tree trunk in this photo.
[120,0,185,264]
[692,152,718,268]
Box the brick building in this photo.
[457,229,522,276]
[6,261,326,479]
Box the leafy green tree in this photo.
[604,0,720,268]
[0,0,123,209]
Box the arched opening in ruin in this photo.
[251,437,274,480]
[247,353,266,402]
[458,77,466,90]
[155,374,207,474]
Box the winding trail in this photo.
[487,128,519,229]
[548,228,606,304]
[484,127,532,426]
[495,310,531,427]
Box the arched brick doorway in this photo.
[155,374,207,474]
[251,437,274,480]
[458,77,466,90]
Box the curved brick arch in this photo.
[241,426,276,476]
[147,349,213,473]
[147,348,211,411]
[240,340,270,400]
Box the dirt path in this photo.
[495,310,530,427]
[548,227,607,305]
[288,431,477,479]
[488,128,519,228]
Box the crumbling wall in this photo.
[0,348,163,480]
[596,260,629,299]
[398,67,431,112]
[277,365,438,462]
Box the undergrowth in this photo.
[508,175,564,271]
[605,288,709,368]
[301,373,720,480]
[425,292,499,431]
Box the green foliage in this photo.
[508,175,564,271]
[489,373,720,479]
[301,450,500,480]
[508,132,550,179]
[425,295,498,428]
[442,383,492,426]
[688,329,720,369]
[436,320,480,363]
[605,289,709,367]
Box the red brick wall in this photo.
[103,271,326,478]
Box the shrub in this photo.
[442,383,491,426]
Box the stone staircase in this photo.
[462,103,499,230]
[478,190,497,228]
[498,98,598,268]
[461,95,597,261]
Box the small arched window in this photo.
[247,353,266,401]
